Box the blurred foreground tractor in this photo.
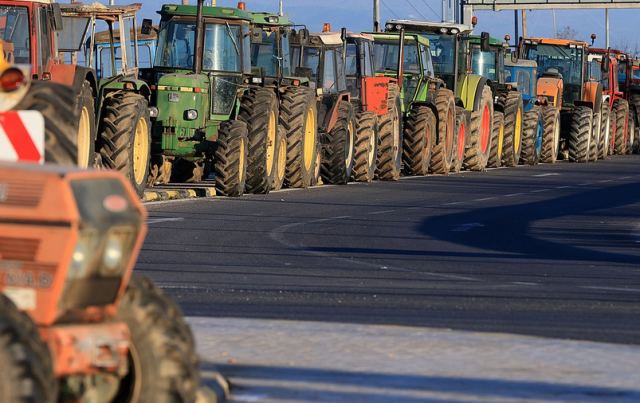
[290,26,358,185]
[0,164,200,402]
[247,8,318,190]
[371,29,456,177]
[0,2,153,195]
[386,20,495,172]
[520,37,604,162]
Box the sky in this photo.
[115,0,639,53]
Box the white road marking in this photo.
[442,201,464,206]
[578,182,593,186]
[533,173,559,177]
[512,282,540,286]
[620,176,632,180]
[555,185,571,189]
[147,217,185,224]
[505,193,524,197]
[530,189,551,193]
[474,197,496,202]
[581,286,640,293]
[368,210,395,215]
[451,223,485,232]
[598,179,613,183]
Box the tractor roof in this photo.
[158,4,251,21]
[94,27,157,45]
[524,37,588,48]
[386,19,472,35]
[249,12,293,26]
[469,35,504,47]
[370,31,431,47]
[60,3,142,20]
[589,47,628,58]
[505,58,537,68]
[346,32,375,42]
[309,32,343,46]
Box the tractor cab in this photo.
[93,24,157,79]
[468,34,508,87]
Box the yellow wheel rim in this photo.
[276,136,286,182]
[346,120,355,167]
[265,111,276,177]
[133,117,149,185]
[514,108,522,154]
[77,106,91,168]
[368,127,376,167]
[497,123,504,159]
[303,106,316,171]
[239,137,247,184]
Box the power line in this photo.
[381,0,400,18]
[420,0,440,19]
[406,0,428,19]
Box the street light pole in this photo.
[279,0,284,16]
[373,0,380,32]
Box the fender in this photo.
[323,92,351,133]
[101,78,152,100]
[536,77,563,109]
[49,65,97,97]
[581,81,602,112]
[457,75,489,112]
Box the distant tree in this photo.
[556,26,578,40]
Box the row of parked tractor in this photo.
[3,1,640,201]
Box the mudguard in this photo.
[580,81,602,112]
[50,64,97,97]
[457,75,489,112]
[537,77,563,109]
[101,78,152,99]
[324,92,351,133]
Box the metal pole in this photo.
[521,10,527,38]
[605,9,609,48]
[397,28,405,91]
[514,10,519,43]
[374,0,380,32]
[194,0,204,74]
[279,0,284,16]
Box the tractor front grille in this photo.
[0,237,39,261]
[0,175,45,207]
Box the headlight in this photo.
[68,230,100,279]
[186,109,198,120]
[103,235,124,274]
[440,27,448,34]
[149,107,159,118]
[450,28,459,34]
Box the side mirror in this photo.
[602,56,610,73]
[298,28,310,45]
[510,50,518,64]
[141,19,154,36]
[51,4,63,32]
[480,32,491,52]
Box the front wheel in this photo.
[568,105,593,163]
[352,111,378,182]
[520,105,544,165]
[402,105,436,176]
[320,101,356,185]
[540,106,561,163]
[215,120,249,197]
[114,275,200,403]
[487,111,505,168]
[464,85,493,171]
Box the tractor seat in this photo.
[542,68,563,80]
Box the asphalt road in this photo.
[139,156,640,345]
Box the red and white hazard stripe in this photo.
[0,111,44,164]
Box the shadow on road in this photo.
[207,362,639,402]
[416,181,640,264]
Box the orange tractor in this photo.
[521,37,605,162]
[0,165,200,402]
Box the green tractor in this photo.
[467,34,547,167]
[370,30,456,177]
[246,10,318,191]
[57,3,152,196]
[141,2,257,196]
[386,20,495,172]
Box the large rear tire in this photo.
[464,85,493,171]
[75,80,97,168]
[0,294,57,403]
[568,106,593,163]
[114,275,200,403]
[589,107,602,161]
[280,87,318,188]
[320,101,356,185]
[376,90,402,181]
[500,92,523,167]
[613,99,629,155]
[598,103,610,160]
[520,105,544,165]
[352,111,377,182]
[239,88,279,194]
[451,107,469,173]
[99,92,151,196]
[271,124,287,191]
[13,80,77,166]
[487,111,504,168]
[215,120,248,197]
[402,105,436,176]
[541,106,561,163]
[430,88,456,174]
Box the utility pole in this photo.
[605,9,609,48]
[521,10,527,38]
[514,10,519,45]
[373,0,380,32]
[279,0,284,16]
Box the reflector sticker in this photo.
[103,195,129,213]
[4,287,36,310]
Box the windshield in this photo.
[0,6,30,64]
[524,44,583,86]
[373,40,421,74]
[471,47,497,81]
[251,28,291,77]
[426,33,456,89]
[155,19,242,72]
